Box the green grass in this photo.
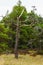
[0,54,43,65]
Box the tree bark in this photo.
[14,17,19,59]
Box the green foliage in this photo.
[9,6,27,21]
[0,1,43,54]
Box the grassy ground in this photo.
[0,54,43,65]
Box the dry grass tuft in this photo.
[0,54,43,65]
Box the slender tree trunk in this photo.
[14,8,24,59]
[14,17,19,59]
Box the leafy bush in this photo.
[37,50,43,55]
